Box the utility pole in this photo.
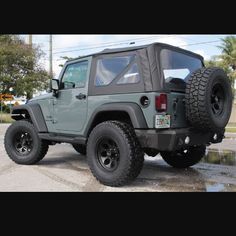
[49,35,53,78]
[29,34,32,48]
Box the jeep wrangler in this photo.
[4,43,233,187]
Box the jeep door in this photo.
[52,57,91,134]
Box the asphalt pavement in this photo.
[1,124,236,192]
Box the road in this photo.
[1,124,236,192]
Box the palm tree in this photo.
[218,36,236,70]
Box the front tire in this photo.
[4,120,49,165]
[87,121,144,187]
[160,145,206,168]
[72,144,87,155]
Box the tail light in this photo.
[155,94,167,112]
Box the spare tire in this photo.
[186,67,233,132]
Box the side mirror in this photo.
[52,79,59,90]
[51,79,59,96]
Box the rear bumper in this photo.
[135,128,224,152]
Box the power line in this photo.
[52,35,172,52]
[42,39,223,61]
[52,35,178,55]
[181,40,221,47]
[52,39,222,56]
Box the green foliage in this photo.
[0,35,51,99]
[218,36,236,70]
[205,36,236,95]
[0,103,10,113]
[0,113,13,123]
[59,56,74,67]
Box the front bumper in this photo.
[135,128,224,152]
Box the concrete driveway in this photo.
[1,124,236,192]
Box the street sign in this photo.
[0,94,14,101]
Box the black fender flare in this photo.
[11,103,48,133]
[85,102,148,136]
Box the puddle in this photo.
[205,183,226,192]
[205,182,236,192]
[201,149,236,166]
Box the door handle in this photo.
[76,93,87,100]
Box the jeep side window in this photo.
[61,61,89,89]
[95,56,133,86]
[116,63,140,85]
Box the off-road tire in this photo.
[4,120,49,165]
[87,121,144,187]
[186,67,232,132]
[161,145,206,168]
[72,144,87,155]
[143,148,159,157]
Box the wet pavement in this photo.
[1,123,236,192]
[202,149,236,166]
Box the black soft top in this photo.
[66,42,204,95]
[68,42,204,62]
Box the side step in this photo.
[38,133,87,145]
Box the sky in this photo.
[20,34,236,78]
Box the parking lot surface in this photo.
[1,124,236,192]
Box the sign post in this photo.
[0,99,2,123]
[0,94,14,123]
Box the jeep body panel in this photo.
[11,42,208,151]
[12,103,48,133]
[13,91,188,136]
[51,56,92,133]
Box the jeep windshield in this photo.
[161,49,203,91]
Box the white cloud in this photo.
[22,35,207,78]
[192,49,210,60]
[48,35,189,77]
[52,35,105,50]
[155,36,187,48]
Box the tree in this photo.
[0,35,51,99]
[59,56,74,67]
[218,36,236,70]
[205,36,236,91]
[218,36,236,88]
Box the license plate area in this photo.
[155,115,171,129]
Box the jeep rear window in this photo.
[161,49,203,90]
[95,56,133,86]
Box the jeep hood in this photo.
[28,93,53,103]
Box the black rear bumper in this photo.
[135,128,224,152]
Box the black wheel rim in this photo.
[211,83,225,116]
[175,149,189,158]
[97,138,120,171]
[13,131,33,155]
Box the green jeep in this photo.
[4,43,233,187]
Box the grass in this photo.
[226,127,236,133]
[0,113,13,123]
[226,123,236,133]
[227,123,236,127]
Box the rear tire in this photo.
[4,120,49,165]
[144,148,159,157]
[160,145,206,169]
[87,121,144,187]
[72,144,87,155]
